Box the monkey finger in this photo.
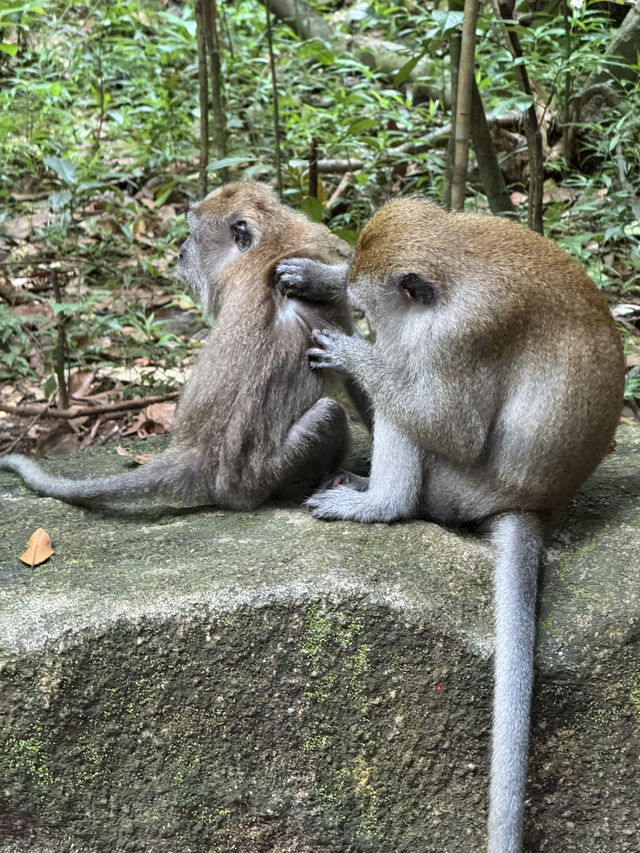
[310,329,340,347]
[307,347,325,359]
[274,259,306,293]
[307,353,336,371]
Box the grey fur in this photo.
[279,197,625,852]
[0,182,354,510]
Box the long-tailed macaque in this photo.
[0,182,360,510]
[275,198,625,853]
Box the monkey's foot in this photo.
[306,486,400,523]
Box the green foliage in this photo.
[1,0,638,395]
[0,303,35,380]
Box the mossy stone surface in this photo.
[0,425,638,852]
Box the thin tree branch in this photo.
[308,137,319,198]
[1,404,51,454]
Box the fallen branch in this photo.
[0,391,180,421]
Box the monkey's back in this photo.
[171,207,351,509]
[456,213,624,512]
[355,199,625,521]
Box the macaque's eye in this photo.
[397,272,436,306]
[231,219,252,253]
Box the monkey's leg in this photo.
[275,259,348,302]
[273,397,349,485]
[488,513,543,853]
[343,376,373,431]
[307,412,422,522]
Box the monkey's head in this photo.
[177,182,283,315]
[346,199,452,332]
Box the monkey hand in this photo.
[275,258,347,301]
[308,329,368,373]
[275,257,318,297]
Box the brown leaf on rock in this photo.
[145,402,176,430]
[19,528,54,567]
[116,446,155,465]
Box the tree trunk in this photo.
[450,0,480,211]
[582,0,640,90]
[444,7,461,210]
[203,0,227,180]
[470,81,515,215]
[492,0,544,233]
[265,0,283,198]
[195,0,209,198]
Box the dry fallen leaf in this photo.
[116,446,155,465]
[124,402,176,438]
[19,528,54,567]
[69,369,96,399]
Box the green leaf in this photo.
[44,374,57,397]
[300,196,324,222]
[430,10,464,35]
[49,190,72,211]
[333,228,359,245]
[346,117,378,135]
[207,155,258,172]
[44,156,77,187]
[393,55,425,87]
[0,43,18,56]
[603,225,622,243]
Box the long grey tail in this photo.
[0,449,199,505]
[487,513,544,853]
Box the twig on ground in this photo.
[0,391,180,421]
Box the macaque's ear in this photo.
[230,219,252,253]
[396,272,436,305]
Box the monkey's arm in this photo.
[307,411,423,522]
[275,258,348,302]
[309,329,493,463]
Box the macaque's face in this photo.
[177,208,254,314]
